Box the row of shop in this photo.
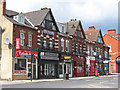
[13,49,109,80]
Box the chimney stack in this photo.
[89,26,95,30]
[0,0,6,16]
[108,29,116,35]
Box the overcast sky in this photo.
[6,0,119,35]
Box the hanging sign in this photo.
[16,38,20,50]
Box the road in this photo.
[2,75,119,88]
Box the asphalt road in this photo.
[2,76,119,88]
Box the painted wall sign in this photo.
[16,38,20,50]
[15,49,38,58]
[43,29,54,36]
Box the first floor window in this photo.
[41,37,44,49]
[20,33,25,46]
[52,39,55,50]
[66,40,69,52]
[61,39,64,52]
[46,38,50,49]
[28,34,32,47]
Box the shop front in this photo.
[13,49,38,80]
[95,55,104,76]
[38,51,59,79]
[73,56,86,77]
[103,60,109,75]
[116,59,120,73]
[86,56,95,76]
[59,54,73,78]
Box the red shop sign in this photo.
[16,38,20,50]
[15,49,38,59]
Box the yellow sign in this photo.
[64,56,71,60]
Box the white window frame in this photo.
[61,38,64,52]
[20,33,25,46]
[28,34,32,47]
[66,40,69,52]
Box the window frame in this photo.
[28,34,32,47]
[20,33,25,46]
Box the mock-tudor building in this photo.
[63,19,87,77]
[85,26,110,75]
[0,0,61,80]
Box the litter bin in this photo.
[63,74,69,80]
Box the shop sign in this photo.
[103,60,109,63]
[40,52,59,60]
[86,57,90,65]
[43,29,54,36]
[14,70,27,75]
[64,56,71,60]
[15,50,38,58]
[16,38,20,50]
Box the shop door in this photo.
[59,63,64,78]
[118,64,120,73]
[33,64,36,79]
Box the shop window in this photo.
[15,59,26,70]
[28,34,32,47]
[59,64,62,74]
[44,64,55,76]
[20,33,25,46]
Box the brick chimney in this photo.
[89,26,95,30]
[0,0,6,16]
[108,29,116,35]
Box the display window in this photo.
[14,58,27,75]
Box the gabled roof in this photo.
[84,29,100,42]
[105,34,120,41]
[5,15,35,29]
[6,9,19,16]
[24,9,49,26]
[63,20,86,38]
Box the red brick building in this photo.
[63,19,87,77]
[85,26,109,75]
[103,29,120,73]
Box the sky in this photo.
[6,0,119,35]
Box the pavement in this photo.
[0,74,118,85]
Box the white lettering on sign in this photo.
[15,50,38,58]
[43,29,54,36]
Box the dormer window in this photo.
[19,16,25,24]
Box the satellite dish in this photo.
[6,38,10,45]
